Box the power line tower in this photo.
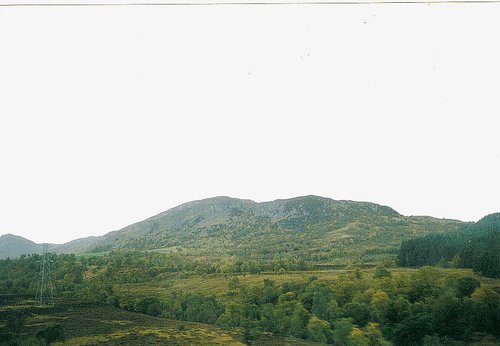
[35,244,54,306]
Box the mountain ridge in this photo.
[1,195,470,261]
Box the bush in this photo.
[374,266,391,278]
[343,302,371,327]
[134,297,162,317]
[306,316,331,343]
[36,324,65,344]
[456,276,480,297]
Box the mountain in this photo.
[52,236,101,254]
[1,196,466,263]
[0,233,98,259]
[67,195,465,263]
[0,234,56,259]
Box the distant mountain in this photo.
[66,195,465,263]
[0,233,99,259]
[1,196,468,263]
[0,234,56,259]
[52,236,101,254]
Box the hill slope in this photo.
[71,195,464,263]
[0,234,57,259]
[1,196,466,262]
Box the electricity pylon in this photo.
[35,243,54,306]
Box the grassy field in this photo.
[114,267,499,303]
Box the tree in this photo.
[332,318,353,345]
[301,280,335,320]
[36,324,65,344]
[432,293,466,339]
[371,291,390,322]
[470,287,500,336]
[391,313,433,346]
[373,266,391,279]
[408,267,440,302]
[306,316,331,343]
[262,279,279,304]
[134,297,162,317]
[217,302,245,327]
[349,326,370,346]
[365,322,391,346]
[184,295,223,324]
[344,302,371,327]
[290,303,310,339]
[456,276,480,297]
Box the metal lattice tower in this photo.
[35,244,54,305]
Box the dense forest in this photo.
[397,213,500,278]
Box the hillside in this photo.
[0,234,58,259]
[1,196,465,262]
[52,236,101,254]
[69,195,464,264]
[0,234,37,259]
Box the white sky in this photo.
[1,3,499,244]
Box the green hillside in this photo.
[1,196,464,264]
[77,196,463,266]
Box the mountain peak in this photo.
[0,233,35,243]
[0,233,38,259]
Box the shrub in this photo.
[36,324,65,344]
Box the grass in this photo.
[113,270,352,301]
[115,267,498,302]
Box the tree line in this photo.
[0,251,309,297]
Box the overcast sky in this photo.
[1,3,499,244]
